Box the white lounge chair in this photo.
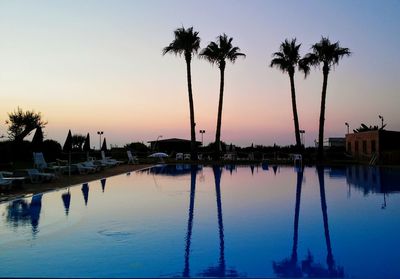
[72,163,97,174]
[100,151,123,166]
[14,169,56,184]
[127,150,138,164]
[0,172,25,189]
[176,153,183,160]
[33,152,66,173]
[82,160,102,172]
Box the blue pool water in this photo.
[0,165,400,278]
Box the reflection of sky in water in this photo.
[0,165,399,278]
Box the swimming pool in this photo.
[1,164,399,278]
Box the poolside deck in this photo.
[0,164,152,203]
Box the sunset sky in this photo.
[0,0,399,148]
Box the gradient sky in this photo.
[1,0,399,147]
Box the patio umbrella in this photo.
[101,138,107,151]
[63,130,73,176]
[31,127,44,152]
[81,183,89,206]
[100,178,106,193]
[61,190,71,216]
[83,133,91,160]
[148,152,168,158]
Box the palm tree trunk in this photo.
[289,73,302,150]
[215,64,225,160]
[186,57,197,160]
[317,67,329,162]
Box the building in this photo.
[323,137,345,148]
[315,137,345,149]
[345,130,400,161]
[147,138,201,154]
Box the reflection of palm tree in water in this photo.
[301,167,344,277]
[182,166,197,277]
[183,166,239,277]
[273,170,303,277]
[274,167,344,277]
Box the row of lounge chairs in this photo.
[1,151,138,189]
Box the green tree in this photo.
[163,26,201,159]
[200,34,245,159]
[302,37,351,161]
[5,107,47,143]
[270,38,309,150]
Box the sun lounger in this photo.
[176,153,183,160]
[100,151,123,166]
[72,163,97,174]
[0,172,26,189]
[33,152,67,173]
[14,169,56,184]
[81,161,102,172]
[127,150,138,164]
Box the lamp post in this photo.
[154,135,162,151]
[97,131,104,150]
[199,130,206,146]
[345,122,349,134]
[299,130,305,147]
[378,115,384,129]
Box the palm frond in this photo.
[270,38,302,74]
[200,33,245,67]
[162,26,201,58]
[306,36,351,69]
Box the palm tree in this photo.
[163,27,201,159]
[270,38,309,150]
[302,37,351,161]
[200,34,245,159]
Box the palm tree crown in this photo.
[200,34,245,69]
[162,27,201,61]
[271,38,310,77]
[302,37,351,73]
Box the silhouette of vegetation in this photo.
[163,26,201,160]
[42,139,62,161]
[71,134,86,151]
[125,142,149,153]
[353,123,386,133]
[5,107,47,143]
[200,34,245,159]
[302,37,351,161]
[270,38,309,150]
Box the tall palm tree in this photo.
[200,34,245,159]
[302,37,351,161]
[270,38,309,150]
[163,27,201,159]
